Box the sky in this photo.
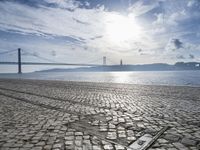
[0,0,200,73]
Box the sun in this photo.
[105,14,142,44]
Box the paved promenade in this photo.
[0,79,200,150]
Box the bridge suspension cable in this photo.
[84,57,103,64]
[0,49,17,55]
[0,48,112,73]
[106,58,118,65]
[21,49,57,63]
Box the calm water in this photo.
[0,70,200,87]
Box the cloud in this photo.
[0,0,113,56]
[165,38,183,52]
[0,0,200,68]
[128,1,159,16]
[176,55,185,59]
[172,39,183,49]
[51,50,56,56]
[153,13,164,25]
[43,0,81,10]
[168,11,187,26]
[72,18,90,25]
[84,1,90,7]
[153,10,187,27]
[90,35,103,40]
[0,1,105,38]
[138,49,142,52]
[163,38,200,62]
[189,54,195,59]
[187,0,199,7]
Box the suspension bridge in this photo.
[0,48,119,73]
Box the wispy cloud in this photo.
[0,0,200,69]
[128,1,159,17]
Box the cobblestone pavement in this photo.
[0,79,200,150]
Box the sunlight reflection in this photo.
[111,72,133,83]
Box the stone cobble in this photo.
[0,79,200,150]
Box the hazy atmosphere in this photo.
[1,0,200,72]
[1,1,200,150]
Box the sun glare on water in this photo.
[105,14,142,44]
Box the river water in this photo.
[0,70,200,87]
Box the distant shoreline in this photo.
[37,62,200,72]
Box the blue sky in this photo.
[0,0,200,73]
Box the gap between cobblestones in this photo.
[1,80,199,149]
[0,89,171,150]
[0,87,171,128]
[0,87,136,115]
[66,113,170,150]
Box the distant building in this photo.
[103,56,106,65]
[120,59,123,66]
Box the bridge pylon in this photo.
[18,48,22,74]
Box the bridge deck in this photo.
[0,62,101,66]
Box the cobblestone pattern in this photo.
[0,79,200,150]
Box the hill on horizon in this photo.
[37,62,200,72]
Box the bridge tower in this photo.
[103,56,106,65]
[18,48,22,74]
